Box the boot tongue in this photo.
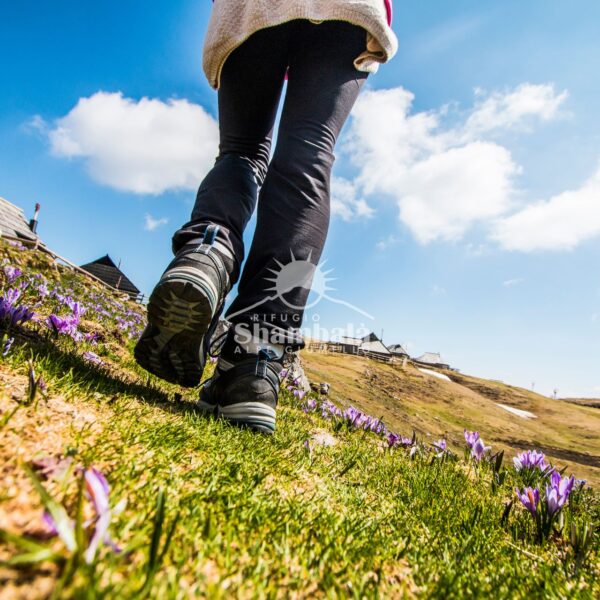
[258,348,278,362]
[216,326,285,375]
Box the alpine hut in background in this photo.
[388,344,409,360]
[80,255,141,301]
[0,197,43,246]
[414,352,450,370]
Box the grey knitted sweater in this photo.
[203,0,398,89]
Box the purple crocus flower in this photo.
[513,450,548,472]
[545,471,575,516]
[344,406,364,428]
[464,429,480,449]
[85,332,99,344]
[0,291,35,327]
[545,486,562,516]
[47,314,80,339]
[4,288,20,305]
[320,400,342,419]
[471,437,491,461]
[47,314,71,334]
[83,468,126,563]
[387,432,400,447]
[293,389,307,400]
[433,439,447,457]
[516,487,540,515]
[3,266,22,283]
[302,398,317,413]
[2,336,14,357]
[42,511,59,536]
[83,351,104,366]
[557,474,575,498]
[370,419,386,435]
[8,240,26,250]
[69,301,87,319]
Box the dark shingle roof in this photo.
[0,197,38,241]
[388,344,409,356]
[80,255,140,297]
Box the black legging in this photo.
[172,20,368,346]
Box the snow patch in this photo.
[496,403,537,419]
[418,368,451,382]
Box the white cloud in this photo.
[343,83,567,244]
[330,176,374,221]
[465,243,488,257]
[503,278,525,287]
[24,114,49,136]
[493,164,600,251]
[464,83,568,136]
[397,142,517,243]
[46,92,218,194]
[431,284,447,296]
[144,214,169,231]
[376,234,401,251]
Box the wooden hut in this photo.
[0,197,41,245]
[414,352,450,370]
[388,344,409,359]
[358,334,392,362]
[80,255,141,301]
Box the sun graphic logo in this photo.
[265,250,335,310]
[227,250,373,319]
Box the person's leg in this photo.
[225,20,369,346]
[172,25,291,276]
[204,21,369,433]
[136,25,291,387]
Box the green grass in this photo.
[0,240,599,598]
[301,352,600,486]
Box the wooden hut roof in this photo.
[360,339,391,355]
[0,197,38,242]
[80,255,140,296]
[388,344,409,356]
[415,352,449,367]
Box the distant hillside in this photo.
[561,397,600,409]
[301,351,600,486]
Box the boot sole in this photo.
[218,402,276,434]
[134,272,216,387]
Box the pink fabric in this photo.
[384,0,393,26]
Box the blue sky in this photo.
[1,1,599,397]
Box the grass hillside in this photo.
[0,239,599,598]
[301,353,600,487]
[562,398,600,410]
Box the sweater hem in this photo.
[204,7,398,89]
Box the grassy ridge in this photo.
[0,240,599,598]
[301,352,600,486]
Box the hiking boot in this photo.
[135,225,234,388]
[199,330,285,434]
